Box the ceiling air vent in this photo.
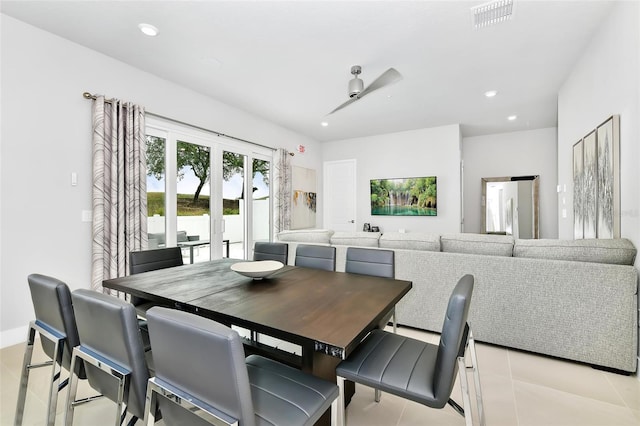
[471,0,514,28]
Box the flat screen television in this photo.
[370,176,437,216]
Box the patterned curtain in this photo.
[273,148,292,236]
[91,96,148,293]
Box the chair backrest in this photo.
[146,307,256,426]
[129,247,183,275]
[71,289,150,419]
[345,247,394,278]
[294,244,336,271]
[433,274,474,404]
[253,242,288,264]
[27,274,82,373]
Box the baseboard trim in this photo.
[1,325,27,349]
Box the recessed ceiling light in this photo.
[507,115,518,121]
[138,23,159,37]
[484,90,498,98]
[321,121,329,127]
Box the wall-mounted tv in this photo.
[370,176,437,216]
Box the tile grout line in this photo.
[506,347,522,426]
[602,369,635,411]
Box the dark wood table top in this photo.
[103,258,412,359]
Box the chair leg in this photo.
[374,388,381,403]
[392,307,397,334]
[64,349,81,426]
[15,325,37,426]
[330,395,339,426]
[336,376,346,426]
[457,357,474,426]
[15,322,65,426]
[468,331,486,426]
[142,379,158,426]
[46,336,65,426]
[65,346,130,426]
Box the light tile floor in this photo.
[1,326,638,426]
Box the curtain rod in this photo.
[83,92,288,154]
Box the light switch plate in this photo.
[81,210,92,222]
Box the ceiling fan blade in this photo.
[327,96,358,115]
[327,67,402,115]
[359,68,403,98]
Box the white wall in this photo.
[462,128,558,238]
[557,1,639,252]
[322,125,462,234]
[556,1,640,368]
[0,15,323,346]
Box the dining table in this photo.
[103,258,412,425]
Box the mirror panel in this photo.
[481,175,539,239]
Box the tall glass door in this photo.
[252,157,271,254]
[221,150,246,259]
[175,139,211,263]
[145,134,167,248]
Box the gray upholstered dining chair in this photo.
[295,244,336,271]
[15,274,86,426]
[142,306,339,426]
[129,247,183,317]
[253,241,288,264]
[129,247,184,275]
[345,247,396,331]
[65,289,154,426]
[335,275,485,426]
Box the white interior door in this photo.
[323,159,357,231]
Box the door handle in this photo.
[348,220,355,223]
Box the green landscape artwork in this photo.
[370,177,437,216]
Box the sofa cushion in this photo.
[379,232,440,252]
[330,232,380,247]
[148,233,166,245]
[440,233,514,257]
[276,229,334,244]
[514,238,637,265]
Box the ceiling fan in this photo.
[328,65,403,115]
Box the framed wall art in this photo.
[291,166,317,229]
[370,176,437,216]
[596,115,620,238]
[582,130,597,238]
[572,115,620,239]
[572,139,584,239]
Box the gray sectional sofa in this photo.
[276,229,638,373]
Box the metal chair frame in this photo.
[143,377,239,426]
[65,346,133,426]
[15,320,66,426]
[336,326,486,426]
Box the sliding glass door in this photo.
[175,139,211,263]
[146,117,273,261]
[252,157,271,251]
[221,149,246,259]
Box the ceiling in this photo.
[1,1,615,142]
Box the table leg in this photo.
[189,246,195,264]
[302,345,354,426]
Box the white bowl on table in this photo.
[230,260,284,279]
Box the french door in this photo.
[146,117,272,261]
